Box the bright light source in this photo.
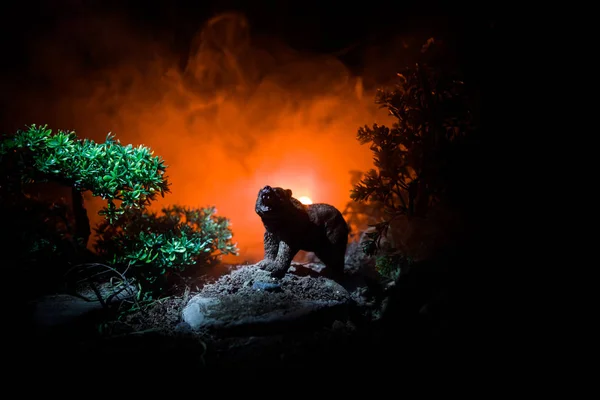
[298,196,313,205]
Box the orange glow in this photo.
[12,12,397,264]
[298,196,313,205]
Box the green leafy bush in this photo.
[0,124,170,224]
[0,124,171,266]
[0,124,237,301]
[94,205,237,297]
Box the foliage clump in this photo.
[0,124,170,223]
[95,205,237,297]
[0,124,237,302]
[375,253,413,281]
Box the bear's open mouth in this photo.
[256,203,274,215]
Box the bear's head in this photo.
[255,185,294,218]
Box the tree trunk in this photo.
[71,186,91,249]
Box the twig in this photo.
[64,262,141,311]
[181,285,191,311]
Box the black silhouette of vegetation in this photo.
[346,38,476,279]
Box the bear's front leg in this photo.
[257,231,280,271]
[262,231,279,261]
[269,241,296,278]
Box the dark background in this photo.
[0,0,497,101]
[0,0,508,378]
[0,1,503,270]
[0,0,502,230]
[0,0,503,289]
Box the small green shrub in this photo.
[94,205,238,297]
[375,253,413,281]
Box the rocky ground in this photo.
[8,252,448,381]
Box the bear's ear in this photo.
[285,189,292,198]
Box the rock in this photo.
[344,239,377,277]
[30,294,105,329]
[174,321,193,333]
[251,281,282,291]
[28,280,136,333]
[182,297,221,330]
[181,264,353,336]
[63,263,137,304]
[287,262,325,277]
[75,281,136,303]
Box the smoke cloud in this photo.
[2,11,396,263]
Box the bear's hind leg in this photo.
[314,246,347,282]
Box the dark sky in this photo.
[1,0,490,75]
[0,0,499,138]
[0,1,496,127]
